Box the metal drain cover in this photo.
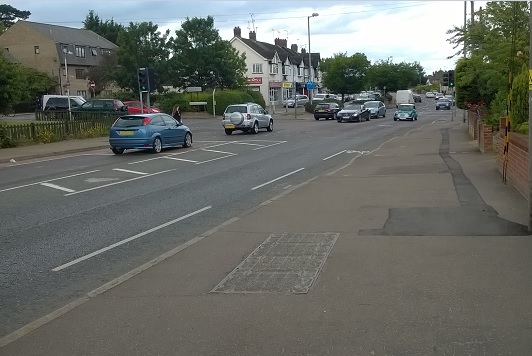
[212,232,339,294]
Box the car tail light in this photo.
[327,109,332,113]
[142,117,151,126]
[246,114,252,120]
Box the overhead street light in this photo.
[308,12,318,104]
[63,47,74,121]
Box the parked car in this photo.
[108,113,192,155]
[394,104,418,121]
[75,99,128,112]
[436,98,452,110]
[123,101,162,114]
[313,102,342,120]
[222,103,273,135]
[283,95,309,108]
[42,95,86,111]
[336,103,370,122]
[363,100,386,118]
[413,94,422,103]
[313,93,330,101]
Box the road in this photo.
[0,99,454,337]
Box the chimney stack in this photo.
[274,38,282,46]
[280,39,287,47]
[291,44,298,52]
[301,48,306,54]
[249,31,256,41]
[233,26,241,38]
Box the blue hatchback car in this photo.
[109,113,192,155]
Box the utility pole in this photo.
[463,1,467,123]
[528,1,532,231]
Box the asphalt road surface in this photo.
[0,99,456,337]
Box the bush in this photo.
[0,121,16,148]
[514,122,529,135]
[304,99,344,113]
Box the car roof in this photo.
[120,113,162,118]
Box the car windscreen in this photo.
[398,105,413,111]
[225,106,247,113]
[344,104,362,110]
[315,104,329,109]
[364,102,378,108]
[113,116,147,127]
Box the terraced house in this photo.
[230,26,322,108]
[0,21,118,98]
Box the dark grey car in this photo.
[336,103,371,122]
[436,98,452,110]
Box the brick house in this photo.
[229,27,321,108]
[0,21,118,98]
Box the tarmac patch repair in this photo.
[211,232,339,294]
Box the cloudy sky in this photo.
[9,0,479,74]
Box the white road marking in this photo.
[195,155,235,164]
[112,168,148,175]
[52,206,212,271]
[64,169,175,196]
[3,152,109,167]
[323,150,346,161]
[253,141,286,150]
[232,142,265,147]
[251,168,305,190]
[40,182,76,193]
[202,148,235,155]
[85,178,120,183]
[128,156,163,164]
[0,170,99,193]
[163,156,199,163]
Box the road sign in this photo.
[89,82,96,89]
[306,81,315,90]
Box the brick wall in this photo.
[497,131,529,199]
[478,123,493,153]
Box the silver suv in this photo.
[222,103,274,135]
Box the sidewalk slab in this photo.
[2,118,532,355]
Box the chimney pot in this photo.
[249,31,256,41]
[233,26,241,37]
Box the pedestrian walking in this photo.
[172,105,182,124]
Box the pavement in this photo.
[1,116,532,355]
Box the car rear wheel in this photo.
[152,137,162,153]
[225,129,233,135]
[337,118,342,123]
[266,120,273,132]
[183,132,192,148]
[252,122,259,134]
[112,147,124,155]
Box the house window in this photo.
[91,48,98,56]
[269,63,278,75]
[282,66,292,76]
[252,63,262,74]
[62,45,69,54]
[102,49,111,55]
[75,46,85,58]
[298,67,302,77]
[75,69,85,79]
[34,46,40,54]
[77,90,87,97]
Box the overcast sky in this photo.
[9,0,480,74]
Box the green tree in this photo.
[87,50,119,95]
[114,21,171,92]
[321,52,370,97]
[0,52,23,111]
[83,10,123,44]
[0,4,30,30]
[167,16,246,89]
[366,59,424,93]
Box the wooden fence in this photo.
[4,112,122,144]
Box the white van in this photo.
[395,90,415,106]
[42,95,86,110]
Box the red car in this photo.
[123,100,162,114]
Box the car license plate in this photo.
[225,124,235,129]
[318,109,325,112]
[119,130,134,135]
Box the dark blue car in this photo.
[109,113,192,155]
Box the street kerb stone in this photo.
[211,232,339,294]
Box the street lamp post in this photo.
[63,48,73,121]
[307,12,318,104]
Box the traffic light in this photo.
[148,68,156,92]
[448,70,455,87]
[138,68,148,92]
[442,71,449,87]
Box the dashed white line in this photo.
[202,148,235,155]
[0,170,99,193]
[252,168,305,190]
[232,142,265,147]
[112,168,148,175]
[323,150,346,161]
[52,205,212,271]
[163,156,199,163]
[64,169,175,196]
[40,182,76,193]
[195,155,235,164]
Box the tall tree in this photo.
[321,52,370,96]
[86,50,119,94]
[167,16,246,89]
[114,21,171,91]
[83,10,124,45]
[0,4,30,31]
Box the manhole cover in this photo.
[211,232,339,294]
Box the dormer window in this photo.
[91,48,98,56]
[75,46,85,58]
[269,63,278,74]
